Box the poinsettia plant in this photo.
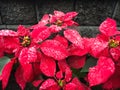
[0,10,120,90]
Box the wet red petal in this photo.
[115,34,120,41]
[49,25,62,33]
[0,75,2,80]
[71,78,85,90]
[88,56,115,86]
[103,65,120,89]
[31,26,51,43]
[54,35,68,48]
[0,30,18,37]
[0,37,4,57]
[0,52,4,58]
[82,37,93,52]
[89,37,108,58]
[68,56,86,69]
[58,59,69,72]
[49,14,57,23]
[31,14,49,29]
[99,18,117,36]
[58,60,72,82]
[64,83,77,90]
[56,71,63,80]
[64,12,78,21]
[40,40,68,60]
[17,25,30,36]
[4,37,19,54]
[40,55,56,77]
[65,67,72,82]
[15,66,26,90]
[22,64,34,82]
[39,79,58,90]
[72,77,91,90]
[110,47,120,61]
[68,44,88,56]
[32,63,41,77]
[1,59,15,90]
[103,76,120,89]
[38,14,49,26]
[64,29,84,49]
[19,47,37,65]
[32,80,43,87]
[54,10,65,17]
[63,20,79,26]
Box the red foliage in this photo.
[0,11,120,90]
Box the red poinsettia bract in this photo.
[0,11,120,90]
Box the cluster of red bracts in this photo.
[0,11,120,90]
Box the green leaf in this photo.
[72,68,87,78]
[0,56,10,75]
[80,57,97,73]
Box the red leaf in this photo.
[40,55,56,77]
[31,14,49,29]
[56,71,63,79]
[49,25,62,33]
[22,64,34,82]
[72,77,91,90]
[49,14,57,23]
[82,37,93,53]
[68,44,88,56]
[15,66,26,90]
[0,75,2,80]
[110,47,120,61]
[0,37,4,57]
[57,60,72,82]
[89,37,108,58]
[0,30,18,37]
[19,47,37,65]
[88,56,115,86]
[32,63,41,77]
[68,56,86,69]
[4,37,19,54]
[40,40,68,60]
[65,67,72,82]
[64,29,84,49]
[71,78,84,90]
[64,12,78,21]
[63,20,79,26]
[103,65,120,89]
[54,35,68,48]
[58,59,69,72]
[99,18,117,36]
[31,26,51,43]
[39,79,59,90]
[54,10,65,17]
[64,83,77,90]
[32,80,43,87]
[38,14,49,26]
[17,25,30,36]
[1,59,15,90]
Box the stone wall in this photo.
[0,0,120,37]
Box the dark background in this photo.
[0,0,120,37]
[0,0,120,90]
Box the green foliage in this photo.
[72,56,97,79]
[81,57,97,73]
[0,56,10,75]
[72,68,87,78]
